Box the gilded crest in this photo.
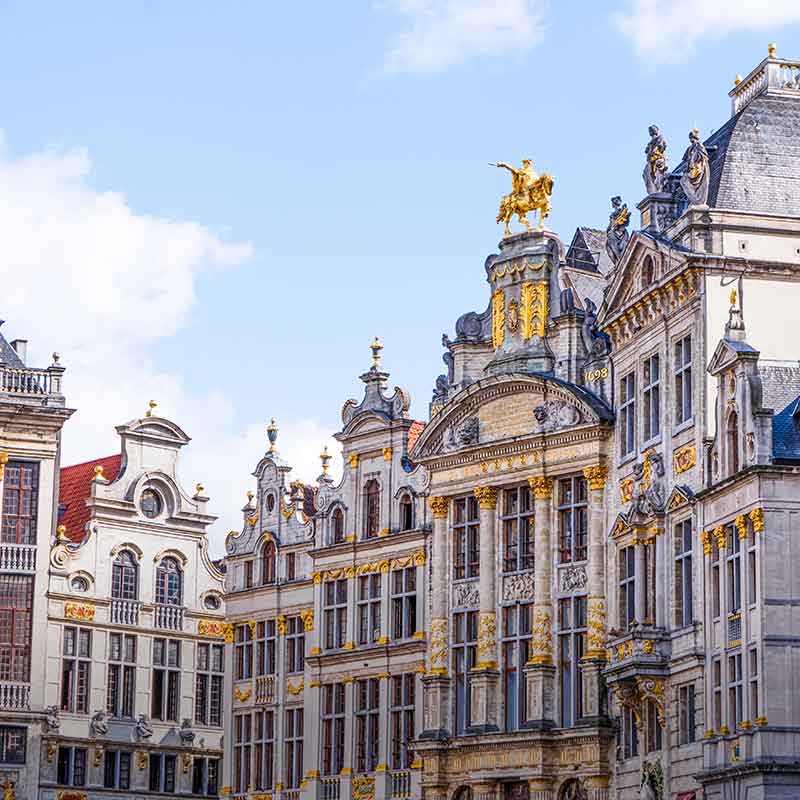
[506,298,519,332]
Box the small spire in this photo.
[267,418,278,452]
[145,399,157,418]
[768,42,777,58]
[370,337,383,369]
[319,445,331,475]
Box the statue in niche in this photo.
[643,125,669,193]
[605,196,631,262]
[581,297,609,358]
[680,128,710,206]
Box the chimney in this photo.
[10,339,27,364]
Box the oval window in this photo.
[141,489,163,519]
[70,576,89,592]
[266,493,275,512]
[204,594,221,610]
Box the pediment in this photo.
[667,485,695,512]
[707,337,759,376]
[410,374,611,460]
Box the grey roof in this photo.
[562,268,606,312]
[565,228,614,276]
[758,360,800,412]
[0,325,24,367]
[772,395,800,462]
[676,94,800,215]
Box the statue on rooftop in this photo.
[680,128,710,206]
[605,195,631,263]
[643,125,668,193]
[493,159,554,236]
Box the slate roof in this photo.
[565,227,614,276]
[772,395,800,462]
[0,325,24,367]
[676,94,800,215]
[758,360,800,412]
[59,454,122,543]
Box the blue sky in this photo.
[1,1,799,547]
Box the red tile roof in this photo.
[59,454,122,543]
[407,420,426,452]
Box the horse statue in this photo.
[493,160,554,236]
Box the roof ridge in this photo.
[62,453,120,471]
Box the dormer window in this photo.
[140,489,162,519]
[363,480,380,540]
[399,493,413,532]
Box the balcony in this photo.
[321,777,341,800]
[603,624,669,684]
[391,771,412,799]
[0,544,35,573]
[0,362,65,403]
[255,675,275,704]
[110,599,142,626]
[0,682,30,710]
[153,604,185,631]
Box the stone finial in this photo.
[145,399,157,418]
[56,524,69,542]
[734,74,742,86]
[93,464,104,480]
[319,446,331,475]
[267,418,278,452]
[195,483,205,496]
[370,336,383,369]
[768,42,777,58]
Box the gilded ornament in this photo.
[429,496,449,518]
[382,447,393,461]
[0,452,7,480]
[642,640,654,654]
[428,617,448,674]
[506,298,520,333]
[473,485,498,510]
[300,609,314,632]
[182,752,191,774]
[619,477,635,504]
[370,336,383,368]
[276,615,287,635]
[529,607,553,664]
[64,602,95,622]
[735,515,748,540]
[234,686,252,702]
[714,525,726,550]
[286,679,304,696]
[755,715,768,726]
[475,612,497,669]
[493,159,553,236]
[145,399,158,417]
[198,620,226,639]
[520,281,549,339]
[582,465,608,491]
[674,444,696,474]
[348,454,359,469]
[749,507,765,533]
[491,289,505,348]
[352,775,376,800]
[585,598,607,656]
[93,464,104,480]
[700,530,712,556]
[528,475,553,500]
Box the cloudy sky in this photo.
[1,1,799,551]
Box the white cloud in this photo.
[0,134,340,555]
[614,0,800,63]
[381,0,548,74]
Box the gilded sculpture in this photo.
[643,125,668,194]
[680,128,710,206]
[493,160,554,236]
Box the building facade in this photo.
[0,326,71,799]
[38,410,226,799]
[221,45,800,800]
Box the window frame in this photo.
[502,602,532,731]
[1,461,38,544]
[321,683,345,776]
[558,595,586,728]
[674,519,693,629]
[111,550,139,601]
[284,707,304,789]
[390,673,415,770]
[557,477,588,564]
[452,610,477,735]
[103,749,132,790]
[149,752,177,793]
[619,371,636,458]
[234,623,253,680]
[363,479,380,540]
[57,746,87,786]
[357,573,382,646]
[255,620,277,676]
[391,566,417,641]
[674,333,693,428]
[0,726,26,764]
[355,677,380,774]
[195,642,224,727]
[500,485,534,573]
[151,638,181,722]
[61,626,91,714]
[233,713,252,793]
[678,683,696,745]
[192,756,220,796]
[253,709,274,791]
[107,632,136,718]
[642,351,661,443]
[452,496,480,580]
[618,546,636,631]
[0,574,33,682]
[323,579,347,651]
[285,615,305,674]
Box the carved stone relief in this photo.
[532,400,581,433]
[559,565,587,593]
[452,580,479,608]
[503,572,535,602]
[442,416,480,452]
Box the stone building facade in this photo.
[0,325,71,800]
[220,44,800,800]
[38,410,226,799]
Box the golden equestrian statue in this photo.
[492,159,554,236]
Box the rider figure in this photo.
[496,159,538,200]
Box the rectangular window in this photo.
[558,596,586,727]
[61,627,91,713]
[620,371,636,457]
[192,757,220,796]
[675,334,693,425]
[645,700,663,753]
[711,535,721,618]
[107,633,136,718]
[253,709,275,790]
[244,559,254,589]
[149,753,177,793]
[285,615,305,674]
[103,750,131,790]
[0,726,26,763]
[322,683,345,776]
[502,603,532,731]
[390,673,415,770]
[57,746,87,786]
[642,353,660,441]
[357,574,382,645]
[284,708,304,789]
[234,623,253,680]
[749,648,759,721]
[501,485,535,573]
[324,579,347,650]
[453,496,480,580]
[747,523,757,606]
[728,652,743,729]
[622,706,639,759]
[557,477,588,563]
[712,657,722,731]
[618,547,636,630]
[452,610,477,735]
[678,684,696,745]
[391,566,417,640]
[1,461,39,544]
[286,552,296,581]
[152,638,181,721]
[0,574,33,682]
[727,525,742,614]
[233,713,252,793]
[674,520,693,628]
[355,678,380,774]
[256,619,277,676]
[195,642,224,726]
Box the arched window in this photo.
[363,480,380,539]
[399,493,413,532]
[261,540,276,585]
[727,410,740,475]
[642,255,655,289]
[112,550,139,600]
[155,557,183,606]
[331,507,345,545]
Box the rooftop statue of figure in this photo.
[680,128,710,206]
[643,125,669,194]
[493,159,554,236]
[605,195,631,263]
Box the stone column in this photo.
[375,673,391,798]
[420,496,452,740]
[469,486,500,734]
[304,679,322,794]
[525,476,556,729]
[634,540,647,624]
[220,625,235,794]
[339,677,355,795]
[582,466,609,720]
